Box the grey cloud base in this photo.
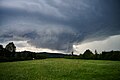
[0,0,120,52]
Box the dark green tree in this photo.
[83,49,94,59]
[5,42,16,53]
[94,49,99,59]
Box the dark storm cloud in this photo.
[0,0,120,52]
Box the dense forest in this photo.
[0,42,120,62]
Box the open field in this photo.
[0,58,120,80]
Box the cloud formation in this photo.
[74,35,120,54]
[0,0,120,52]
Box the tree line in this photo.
[66,49,120,61]
[0,42,48,62]
[0,42,120,62]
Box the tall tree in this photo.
[83,49,94,59]
[5,42,16,52]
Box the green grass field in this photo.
[0,59,120,80]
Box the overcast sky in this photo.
[0,0,120,54]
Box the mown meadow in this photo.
[0,58,120,80]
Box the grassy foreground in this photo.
[0,59,120,80]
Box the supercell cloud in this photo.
[0,0,120,53]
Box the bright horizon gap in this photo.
[73,35,120,54]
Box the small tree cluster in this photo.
[78,50,120,61]
[66,49,120,61]
[0,42,47,62]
